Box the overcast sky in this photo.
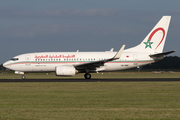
[1,0,180,64]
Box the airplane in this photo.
[3,16,175,79]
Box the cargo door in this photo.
[133,54,138,65]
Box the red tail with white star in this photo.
[126,16,171,53]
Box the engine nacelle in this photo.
[55,66,76,76]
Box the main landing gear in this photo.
[22,75,26,79]
[84,73,91,79]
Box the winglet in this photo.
[113,45,125,59]
[110,48,114,52]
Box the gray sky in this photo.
[1,0,180,64]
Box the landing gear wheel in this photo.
[84,73,91,79]
[22,75,26,79]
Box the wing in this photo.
[74,45,125,72]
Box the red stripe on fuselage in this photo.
[5,60,155,66]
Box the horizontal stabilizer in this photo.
[149,50,176,57]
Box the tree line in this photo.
[0,56,180,71]
[142,56,180,69]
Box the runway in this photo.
[0,78,180,82]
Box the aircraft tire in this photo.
[84,73,91,79]
[22,75,26,79]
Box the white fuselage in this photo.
[3,50,157,73]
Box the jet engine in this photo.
[55,66,77,76]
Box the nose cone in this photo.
[3,61,11,69]
[3,62,7,67]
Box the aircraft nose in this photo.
[3,61,10,68]
[3,62,7,68]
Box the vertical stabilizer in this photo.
[126,16,171,53]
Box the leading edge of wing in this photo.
[74,45,125,70]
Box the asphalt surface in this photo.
[0,78,180,82]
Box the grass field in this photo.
[0,71,180,119]
[0,82,180,120]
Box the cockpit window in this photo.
[11,58,19,61]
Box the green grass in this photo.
[1,71,180,79]
[0,82,180,119]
